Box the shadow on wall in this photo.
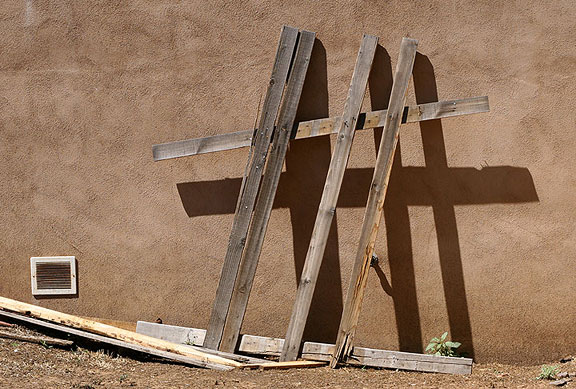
[174,41,539,357]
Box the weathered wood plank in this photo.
[0,311,234,371]
[153,130,253,161]
[0,296,243,369]
[136,321,207,345]
[204,26,299,350]
[0,329,74,347]
[219,30,317,353]
[331,37,419,367]
[136,321,472,374]
[281,34,378,362]
[152,96,489,160]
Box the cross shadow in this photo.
[174,46,539,355]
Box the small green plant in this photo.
[425,332,461,357]
[536,365,559,380]
[119,374,128,382]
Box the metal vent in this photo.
[30,256,77,295]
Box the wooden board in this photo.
[0,329,74,347]
[136,321,472,375]
[281,34,378,362]
[0,310,234,371]
[153,130,253,161]
[81,316,137,332]
[0,296,243,369]
[331,37,419,367]
[204,26,299,350]
[219,30,316,353]
[152,96,489,160]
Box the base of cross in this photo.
[137,321,473,375]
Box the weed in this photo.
[425,332,461,357]
[119,374,128,382]
[536,365,559,380]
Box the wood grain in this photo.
[1,312,234,371]
[331,37,418,367]
[219,30,316,353]
[152,96,489,160]
[0,297,241,369]
[280,34,378,362]
[204,26,299,350]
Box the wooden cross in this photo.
[152,30,529,363]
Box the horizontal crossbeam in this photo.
[136,321,473,375]
[152,96,489,161]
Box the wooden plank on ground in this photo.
[331,37,419,368]
[219,30,316,353]
[0,329,74,347]
[204,26,299,350]
[136,321,472,374]
[0,310,234,371]
[280,34,378,362]
[0,296,242,369]
[152,96,489,160]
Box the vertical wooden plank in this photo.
[219,31,317,352]
[330,37,418,367]
[280,34,379,361]
[204,26,299,350]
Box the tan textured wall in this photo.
[0,0,574,363]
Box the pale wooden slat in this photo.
[352,346,472,366]
[220,30,317,353]
[136,321,472,374]
[0,296,242,369]
[299,96,489,139]
[152,130,253,161]
[204,26,299,350]
[0,311,234,371]
[331,37,419,367]
[136,321,207,345]
[152,96,489,160]
[246,360,327,370]
[280,34,378,362]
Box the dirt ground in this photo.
[0,324,573,389]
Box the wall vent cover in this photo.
[30,256,77,295]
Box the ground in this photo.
[0,325,573,389]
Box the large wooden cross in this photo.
[151,29,516,364]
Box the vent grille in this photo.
[31,257,77,295]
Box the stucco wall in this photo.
[0,0,574,363]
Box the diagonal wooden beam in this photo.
[0,310,236,370]
[0,296,241,369]
[280,34,379,362]
[219,31,316,353]
[204,26,299,350]
[331,37,419,367]
[152,96,489,161]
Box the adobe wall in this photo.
[0,0,574,363]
